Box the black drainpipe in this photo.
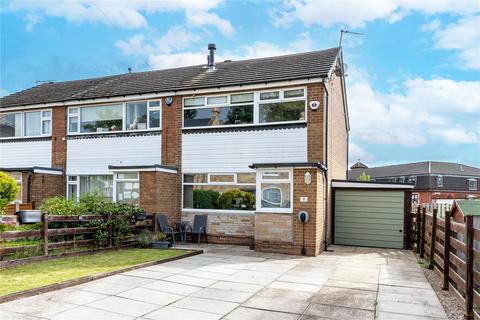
[321,80,331,252]
[27,171,33,204]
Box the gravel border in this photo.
[421,266,464,320]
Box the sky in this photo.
[1,0,479,168]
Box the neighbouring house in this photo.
[0,45,349,256]
[349,161,480,204]
[450,199,480,223]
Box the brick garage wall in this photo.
[255,168,326,256]
[139,171,181,224]
[30,173,64,209]
[182,211,254,245]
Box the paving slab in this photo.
[1,245,447,320]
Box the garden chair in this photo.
[184,214,208,245]
[156,214,184,245]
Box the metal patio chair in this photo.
[156,214,184,245]
[184,214,208,245]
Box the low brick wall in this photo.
[181,211,254,245]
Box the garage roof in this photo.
[332,180,414,189]
[455,200,480,216]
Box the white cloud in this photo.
[272,0,480,28]
[119,31,317,70]
[429,128,480,144]
[347,67,480,147]
[185,11,234,36]
[24,13,42,32]
[7,0,231,33]
[349,142,376,165]
[430,15,480,70]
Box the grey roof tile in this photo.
[0,47,340,108]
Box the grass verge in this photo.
[0,248,189,296]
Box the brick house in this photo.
[0,45,349,256]
[349,161,480,204]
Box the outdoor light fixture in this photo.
[304,172,312,185]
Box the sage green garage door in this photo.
[334,190,405,249]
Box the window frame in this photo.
[114,172,140,204]
[67,100,162,135]
[437,175,444,187]
[66,174,114,202]
[182,172,256,213]
[182,87,307,129]
[468,179,478,191]
[0,109,52,139]
[256,169,293,213]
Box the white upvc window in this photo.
[256,169,293,213]
[0,109,51,139]
[66,175,113,202]
[182,87,306,129]
[183,172,256,211]
[67,100,161,134]
[468,179,478,191]
[114,172,140,204]
[6,172,22,203]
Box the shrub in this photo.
[357,172,371,182]
[0,172,19,214]
[39,196,80,215]
[218,189,255,210]
[193,189,220,209]
[137,229,152,247]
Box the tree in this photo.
[0,172,19,213]
[357,172,371,182]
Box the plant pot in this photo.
[15,210,42,224]
[135,213,147,221]
[151,240,170,249]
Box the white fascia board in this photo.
[332,181,414,189]
[1,78,324,111]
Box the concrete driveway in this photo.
[1,245,447,320]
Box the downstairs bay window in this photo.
[115,172,139,204]
[257,170,292,212]
[183,173,256,211]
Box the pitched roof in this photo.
[0,47,340,108]
[350,161,368,169]
[349,161,480,180]
[454,200,480,216]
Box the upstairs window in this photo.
[469,179,478,191]
[80,104,123,133]
[0,110,51,138]
[0,113,22,138]
[126,101,161,130]
[183,88,306,128]
[437,175,443,187]
[68,100,161,134]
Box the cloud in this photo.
[429,15,480,70]
[24,13,42,32]
[118,31,317,70]
[7,0,231,33]
[347,66,480,147]
[185,11,234,36]
[272,0,480,28]
[349,142,376,165]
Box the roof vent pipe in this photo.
[207,43,216,71]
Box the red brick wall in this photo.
[307,83,325,163]
[30,173,64,209]
[51,106,67,170]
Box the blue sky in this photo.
[1,0,479,168]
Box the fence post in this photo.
[416,206,421,253]
[442,210,451,290]
[107,214,113,248]
[42,213,49,256]
[465,215,474,320]
[420,207,426,258]
[429,208,437,270]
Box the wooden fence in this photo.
[410,206,480,319]
[0,213,156,260]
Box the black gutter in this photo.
[321,79,331,251]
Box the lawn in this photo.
[0,248,190,296]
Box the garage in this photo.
[332,181,414,249]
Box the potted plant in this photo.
[151,232,170,249]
